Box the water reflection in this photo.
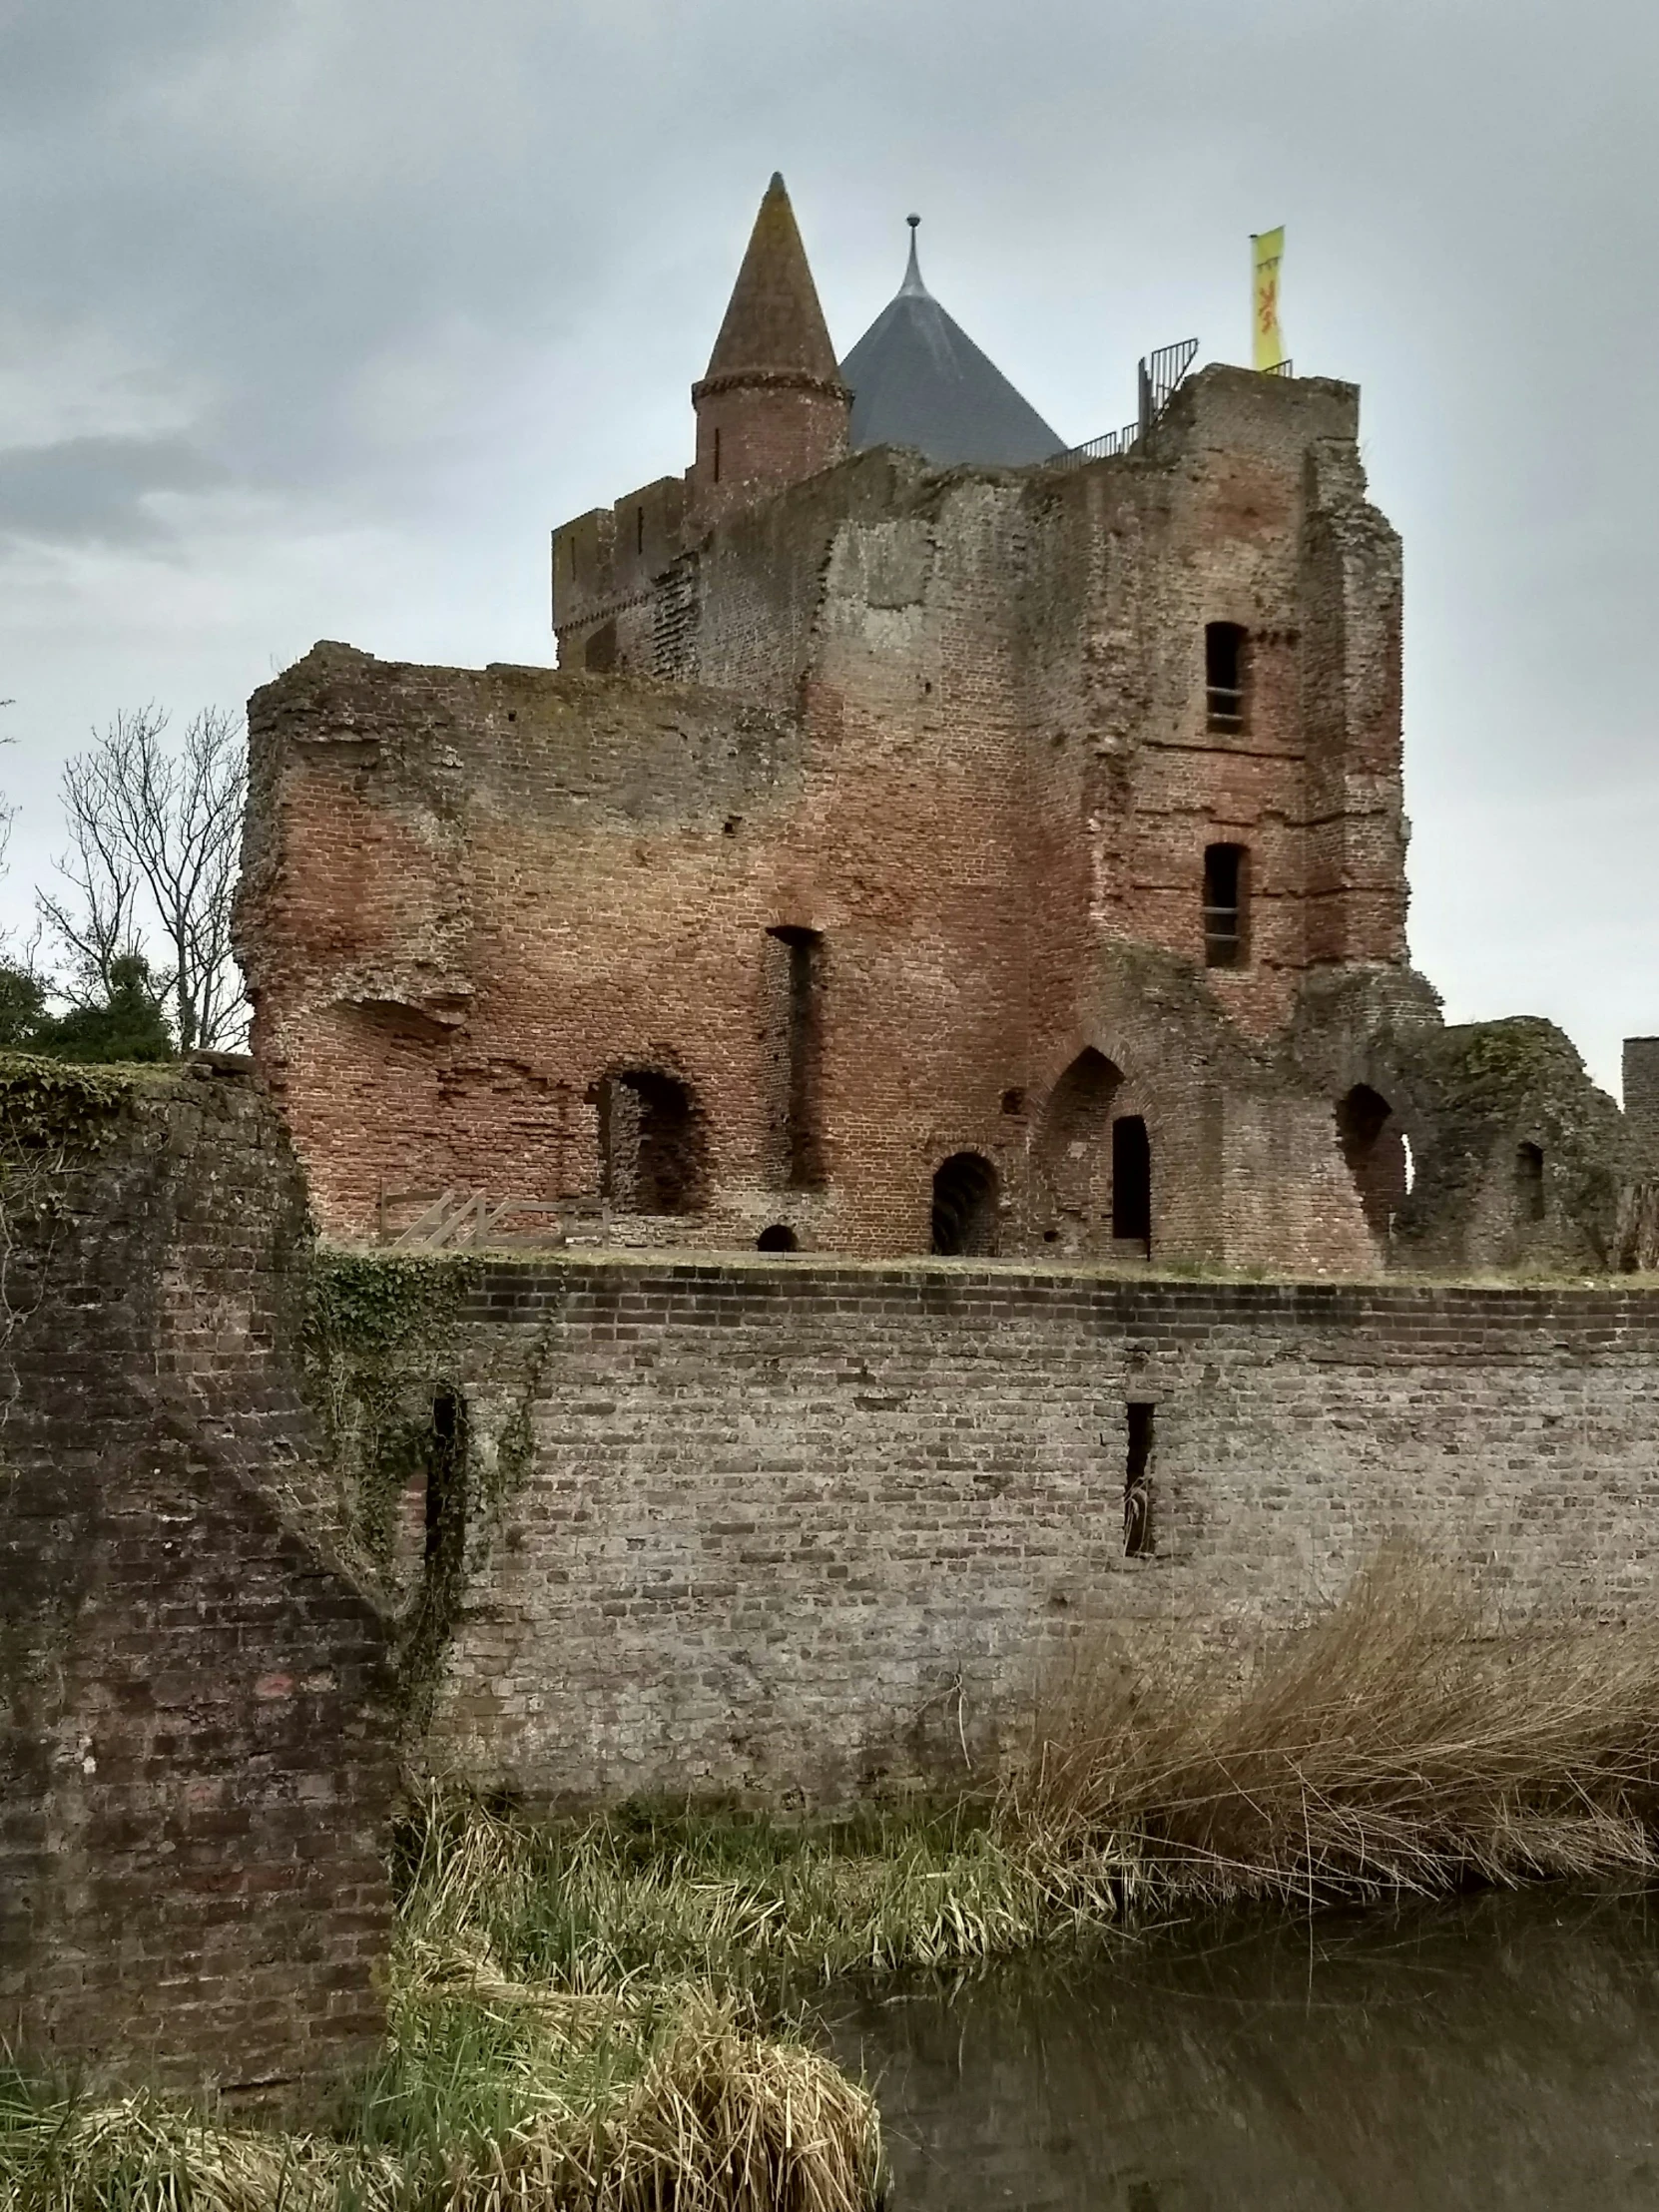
[825,1890,1659,2210]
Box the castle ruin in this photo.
[238,175,1654,1275]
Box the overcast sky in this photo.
[2,0,1655,1090]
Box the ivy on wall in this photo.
[302,1251,553,1736]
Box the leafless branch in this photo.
[38,704,249,1051]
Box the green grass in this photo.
[16,1547,1659,2206]
[405,1794,1129,1996]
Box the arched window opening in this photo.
[1203,842,1250,968]
[1337,1084,1406,1244]
[756,1223,798,1252]
[1517,1142,1546,1224]
[1111,1116,1152,1253]
[1205,622,1248,732]
[598,1069,706,1214]
[930,1153,1000,1257]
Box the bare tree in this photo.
[39,705,249,1053]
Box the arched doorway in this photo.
[598,1069,707,1214]
[1034,1049,1125,1253]
[931,1153,1000,1256]
[756,1222,798,1252]
[1336,1084,1406,1244]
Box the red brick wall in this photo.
[689,373,850,529]
[247,368,1404,1276]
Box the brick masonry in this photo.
[240,369,1422,1278]
[236,179,1658,1279]
[378,1256,1659,1807]
[0,1063,397,2089]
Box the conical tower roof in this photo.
[838,220,1064,467]
[703,173,842,386]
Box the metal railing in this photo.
[1143,336,1201,417]
[1049,421,1142,470]
[1205,683,1245,733]
[1049,336,1200,471]
[1050,342,1300,472]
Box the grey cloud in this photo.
[0,0,1656,1086]
[0,433,227,546]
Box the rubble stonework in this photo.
[235,178,1646,1273]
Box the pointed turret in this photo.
[691,175,850,526]
[839,217,1064,467]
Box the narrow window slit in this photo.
[1111,1115,1152,1254]
[1203,842,1250,968]
[1517,1142,1545,1223]
[1205,622,1248,732]
[768,925,825,1188]
[1125,1402,1155,1557]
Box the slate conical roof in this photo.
[838,220,1064,466]
[702,173,843,387]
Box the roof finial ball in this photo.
[900,213,926,297]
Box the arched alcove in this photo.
[598,1069,707,1214]
[1336,1084,1407,1244]
[1034,1049,1126,1250]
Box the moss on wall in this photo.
[301,1251,550,1735]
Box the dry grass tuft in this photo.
[15,1546,1659,2205]
[1,1801,883,2211]
[1009,1541,1659,1908]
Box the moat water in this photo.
[824,1890,1659,2210]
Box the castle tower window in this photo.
[930,1152,999,1256]
[766,926,826,1189]
[1124,1401,1155,1557]
[1111,1116,1152,1253]
[1336,1084,1406,1245]
[757,1223,798,1251]
[1203,842,1250,968]
[1517,1141,1546,1223]
[1205,623,1248,732]
[599,1069,706,1214]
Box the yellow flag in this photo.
[1252,227,1285,371]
